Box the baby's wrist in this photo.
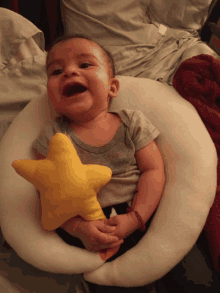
[128,211,140,229]
[61,216,83,237]
[127,208,146,232]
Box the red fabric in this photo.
[173,54,220,272]
[9,0,19,13]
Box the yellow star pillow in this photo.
[12,133,112,231]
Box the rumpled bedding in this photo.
[0,3,219,292]
[61,0,220,86]
[0,8,47,124]
[0,7,48,146]
[173,54,220,272]
[146,0,215,31]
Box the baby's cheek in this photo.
[47,81,55,92]
[47,84,61,103]
[47,94,59,106]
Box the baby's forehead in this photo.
[48,39,105,62]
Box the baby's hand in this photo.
[105,212,140,240]
[76,219,124,252]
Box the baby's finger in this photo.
[102,233,119,243]
[101,236,123,248]
[98,223,116,233]
[107,239,124,248]
[99,246,120,261]
[104,217,118,226]
[94,230,119,244]
[97,239,123,251]
[98,239,124,260]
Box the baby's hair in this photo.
[46,33,116,78]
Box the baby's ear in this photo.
[110,78,120,98]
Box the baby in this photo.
[33,33,166,269]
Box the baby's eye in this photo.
[79,62,91,69]
[51,69,63,76]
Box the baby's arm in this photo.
[131,140,166,224]
[35,149,123,251]
[107,140,166,238]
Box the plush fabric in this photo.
[173,53,220,272]
[12,133,111,230]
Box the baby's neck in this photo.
[69,111,114,131]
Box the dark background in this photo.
[0,0,64,48]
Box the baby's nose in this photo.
[64,65,80,76]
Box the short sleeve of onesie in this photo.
[118,109,160,151]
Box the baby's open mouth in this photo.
[63,83,87,97]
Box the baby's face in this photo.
[46,38,117,122]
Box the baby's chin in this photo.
[55,105,92,121]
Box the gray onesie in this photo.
[32,109,160,208]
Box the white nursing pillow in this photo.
[0,76,217,285]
